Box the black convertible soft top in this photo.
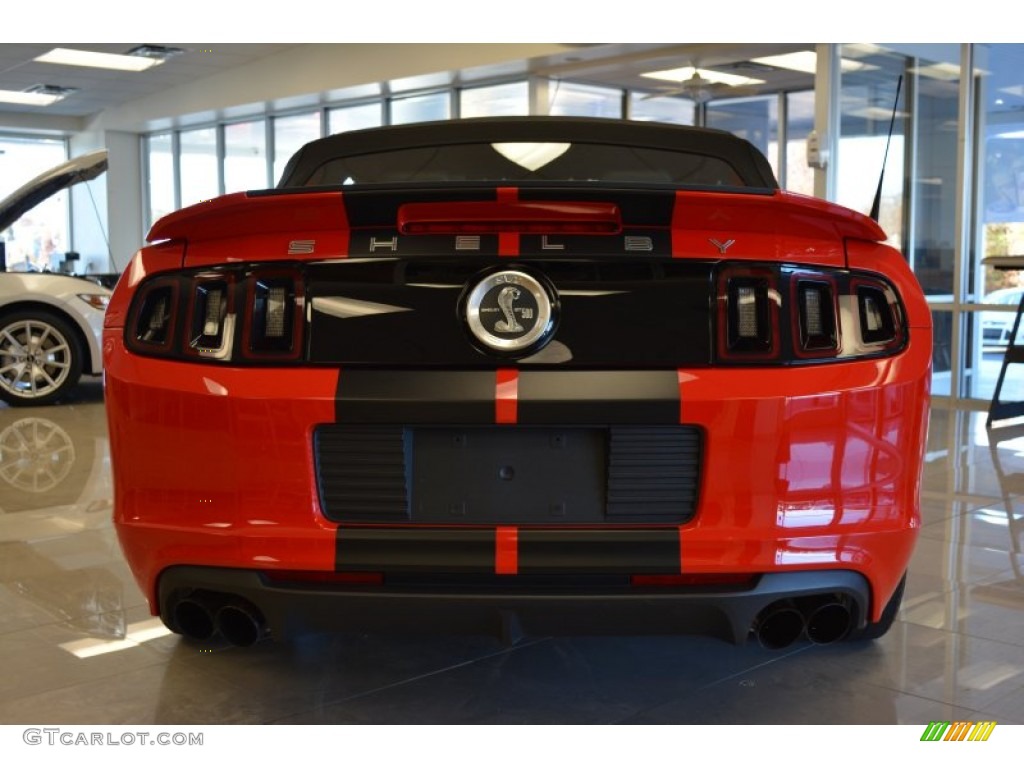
[277,116,779,190]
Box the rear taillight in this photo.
[718,266,779,360]
[130,279,178,351]
[715,264,906,365]
[126,264,305,363]
[792,274,839,358]
[853,280,901,348]
[186,275,234,359]
[243,272,304,360]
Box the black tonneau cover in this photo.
[277,117,779,190]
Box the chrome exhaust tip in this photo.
[172,597,217,641]
[754,603,805,649]
[215,601,266,647]
[805,602,853,645]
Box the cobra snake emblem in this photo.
[494,286,524,333]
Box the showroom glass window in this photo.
[328,103,382,134]
[460,82,529,118]
[706,95,780,183]
[838,45,963,396]
[968,44,1024,401]
[273,113,321,184]
[549,82,623,119]
[224,120,268,194]
[0,135,68,272]
[911,46,961,398]
[179,127,219,209]
[391,92,451,125]
[837,47,906,249]
[785,91,815,196]
[147,132,175,228]
[628,93,695,125]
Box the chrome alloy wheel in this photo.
[0,318,75,403]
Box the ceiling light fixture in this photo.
[0,90,59,106]
[0,84,76,106]
[750,52,875,75]
[909,62,962,82]
[909,62,988,82]
[35,46,179,72]
[640,66,764,88]
[846,106,910,120]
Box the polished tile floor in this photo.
[0,384,1022,725]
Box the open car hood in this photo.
[0,149,108,233]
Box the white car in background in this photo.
[981,286,1024,350]
[0,150,111,406]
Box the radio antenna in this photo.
[869,75,903,223]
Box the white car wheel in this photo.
[0,311,83,406]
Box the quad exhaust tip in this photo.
[170,592,267,646]
[805,602,852,645]
[754,603,805,649]
[216,602,266,647]
[172,597,217,642]
[753,595,855,649]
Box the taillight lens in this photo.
[244,272,303,359]
[186,276,234,359]
[129,280,178,352]
[793,276,839,357]
[718,266,780,361]
[715,264,906,365]
[855,282,899,346]
[125,264,305,364]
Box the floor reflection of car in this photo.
[0,405,122,640]
[982,287,1024,349]
[0,150,111,406]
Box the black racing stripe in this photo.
[517,370,679,424]
[518,529,680,574]
[336,527,494,572]
[335,370,495,424]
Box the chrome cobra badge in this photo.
[464,269,554,353]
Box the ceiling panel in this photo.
[0,43,828,126]
[0,43,298,119]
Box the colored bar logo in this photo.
[920,721,997,741]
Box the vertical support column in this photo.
[952,43,976,398]
[529,76,551,116]
[216,123,226,197]
[813,43,840,202]
[264,117,274,188]
[776,91,788,189]
[171,130,182,211]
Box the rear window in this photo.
[300,141,746,188]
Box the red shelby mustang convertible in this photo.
[105,118,930,649]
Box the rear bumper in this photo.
[158,565,871,645]
[106,335,930,630]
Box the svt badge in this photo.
[464,269,556,354]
